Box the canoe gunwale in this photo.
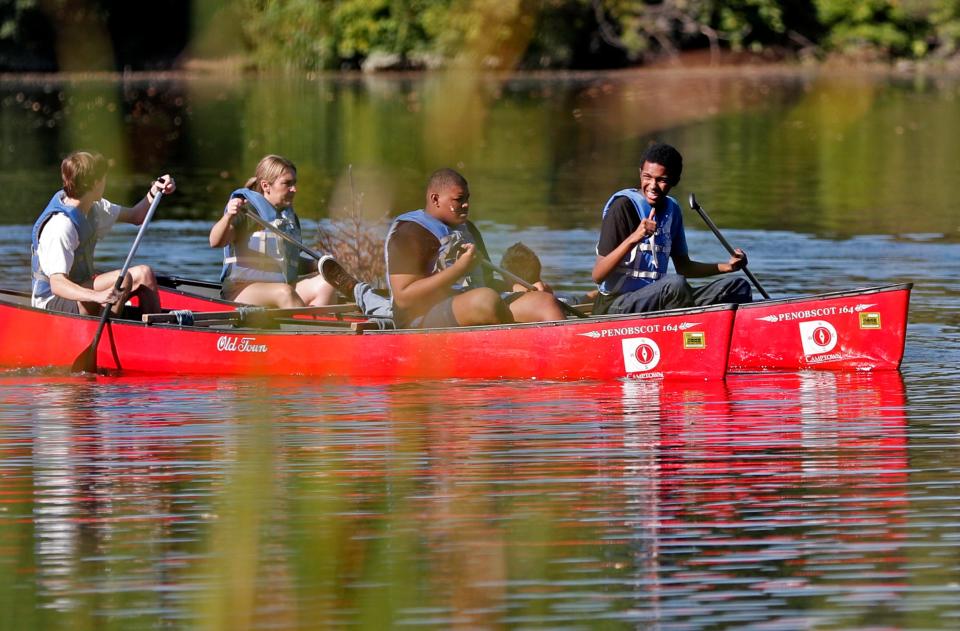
[736,283,912,310]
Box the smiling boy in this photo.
[385,168,563,328]
[591,142,752,315]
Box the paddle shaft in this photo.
[479,259,588,319]
[76,191,164,371]
[239,205,324,260]
[688,194,771,300]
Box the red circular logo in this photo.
[635,344,654,364]
[813,326,833,346]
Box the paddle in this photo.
[688,193,771,300]
[143,303,360,325]
[479,258,588,319]
[72,191,164,372]
[239,205,325,261]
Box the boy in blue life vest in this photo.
[385,168,564,328]
[591,142,752,315]
[31,150,175,315]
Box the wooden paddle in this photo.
[72,191,164,373]
[688,193,771,300]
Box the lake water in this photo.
[1,67,959,629]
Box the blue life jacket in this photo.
[31,190,98,305]
[597,189,686,295]
[220,188,301,286]
[385,209,487,318]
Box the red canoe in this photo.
[728,283,911,372]
[0,289,734,380]
[154,278,912,374]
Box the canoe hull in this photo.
[0,297,735,380]
[728,284,911,372]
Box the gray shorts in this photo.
[408,295,459,329]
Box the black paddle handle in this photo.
[688,193,771,300]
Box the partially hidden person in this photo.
[385,167,564,329]
[209,154,390,317]
[31,150,175,316]
[500,241,597,306]
[591,142,752,315]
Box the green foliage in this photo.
[237,0,335,70]
[331,0,435,61]
[0,0,37,41]
[814,0,906,54]
[10,0,960,70]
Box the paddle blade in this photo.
[70,343,97,373]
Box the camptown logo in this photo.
[622,337,661,372]
[798,320,838,358]
[216,336,268,353]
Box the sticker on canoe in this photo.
[578,321,700,339]
[683,331,706,349]
[758,303,877,324]
[622,337,660,372]
[859,312,881,329]
[216,335,268,353]
[798,320,838,358]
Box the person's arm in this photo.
[672,249,747,278]
[118,175,176,225]
[49,274,120,306]
[209,197,244,248]
[390,244,478,310]
[591,203,657,284]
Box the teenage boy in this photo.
[385,168,564,328]
[591,142,752,315]
[31,151,175,315]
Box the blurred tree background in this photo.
[2,0,960,72]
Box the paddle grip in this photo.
[689,194,771,300]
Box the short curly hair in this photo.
[500,242,541,284]
[640,142,683,185]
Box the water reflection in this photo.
[3,70,960,241]
[0,370,942,627]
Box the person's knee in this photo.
[662,275,689,294]
[512,291,563,322]
[276,284,302,308]
[472,288,503,324]
[129,265,157,289]
[660,276,693,305]
[458,288,502,325]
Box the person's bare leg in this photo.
[295,275,337,306]
[232,282,305,308]
[127,264,161,313]
[451,288,504,326]
[508,291,564,323]
[88,270,133,315]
